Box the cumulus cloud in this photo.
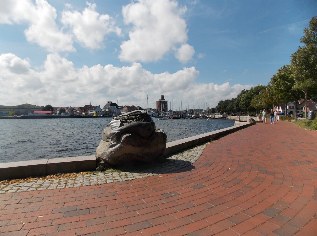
[0,1,121,52]
[0,53,31,74]
[175,44,195,63]
[1,0,194,61]
[0,0,33,24]
[62,3,121,49]
[0,0,73,53]
[120,0,195,63]
[0,53,249,108]
[0,54,43,96]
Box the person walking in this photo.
[270,109,275,124]
[274,109,278,122]
[262,109,267,124]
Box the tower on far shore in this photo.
[156,95,168,113]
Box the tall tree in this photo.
[291,17,317,118]
[269,65,295,105]
[43,105,54,111]
[268,65,302,115]
[251,86,273,111]
[237,85,266,113]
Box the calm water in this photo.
[0,118,234,163]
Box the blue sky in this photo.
[0,0,316,108]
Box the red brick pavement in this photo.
[1,121,317,236]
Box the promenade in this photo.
[1,121,317,235]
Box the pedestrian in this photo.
[262,109,266,123]
[258,113,262,122]
[270,109,275,124]
[274,109,278,122]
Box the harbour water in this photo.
[0,118,234,163]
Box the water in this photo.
[0,118,234,163]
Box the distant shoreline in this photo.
[0,115,111,119]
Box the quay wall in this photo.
[0,120,254,181]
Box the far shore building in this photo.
[88,105,103,116]
[146,108,158,117]
[32,110,53,116]
[121,105,143,113]
[83,104,94,115]
[0,104,42,116]
[156,95,168,113]
[103,101,121,117]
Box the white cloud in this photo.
[0,53,43,95]
[0,53,250,108]
[0,0,33,24]
[175,44,195,63]
[120,0,195,63]
[0,53,31,74]
[0,0,74,53]
[1,0,195,61]
[62,3,121,49]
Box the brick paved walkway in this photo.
[1,121,317,236]
[0,145,205,193]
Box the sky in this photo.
[0,0,316,109]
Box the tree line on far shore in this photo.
[215,16,317,118]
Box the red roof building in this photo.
[33,110,53,115]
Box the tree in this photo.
[58,108,66,115]
[236,85,266,114]
[235,89,250,113]
[43,105,54,111]
[291,17,317,118]
[8,110,15,116]
[215,98,237,114]
[269,65,295,105]
[250,93,265,110]
[250,86,273,111]
[301,17,317,46]
[267,65,303,116]
[216,99,232,113]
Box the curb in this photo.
[164,122,252,157]
[0,122,253,180]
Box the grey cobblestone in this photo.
[0,144,206,193]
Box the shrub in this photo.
[280,115,293,121]
[311,119,317,130]
[294,118,317,130]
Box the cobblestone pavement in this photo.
[1,122,317,235]
[0,144,206,193]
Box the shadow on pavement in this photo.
[113,159,195,174]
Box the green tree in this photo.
[269,65,295,105]
[58,108,66,115]
[216,98,237,114]
[291,17,317,118]
[216,100,230,113]
[43,105,54,111]
[267,65,302,116]
[235,89,247,113]
[250,86,273,111]
[8,110,15,116]
[236,85,266,114]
